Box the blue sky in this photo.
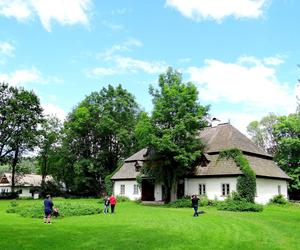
[0,0,299,133]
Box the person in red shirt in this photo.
[109,195,117,214]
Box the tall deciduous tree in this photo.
[246,113,279,155]
[62,84,140,195]
[136,68,209,202]
[273,112,300,199]
[38,116,62,183]
[0,83,43,191]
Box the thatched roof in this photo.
[199,123,271,157]
[111,123,291,180]
[0,173,53,187]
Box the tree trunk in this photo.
[164,185,171,204]
[11,146,19,193]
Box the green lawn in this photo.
[0,199,299,250]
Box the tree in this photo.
[37,116,62,183]
[248,111,300,199]
[136,67,209,202]
[62,84,140,195]
[247,114,279,155]
[0,83,43,191]
[273,113,300,199]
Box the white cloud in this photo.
[88,67,116,76]
[0,0,92,32]
[165,0,268,22]
[188,56,296,114]
[88,56,167,78]
[89,39,167,77]
[114,56,167,74]
[101,20,123,31]
[0,41,15,57]
[42,103,66,121]
[263,56,284,66]
[0,68,62,86]
[97,38,143,60]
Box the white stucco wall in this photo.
[19,187,32,198]
[185,177,237,201]
[113,180,141,200]
[255,178,288,204]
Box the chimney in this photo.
[211,117,221,127]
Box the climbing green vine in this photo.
[218,148,256,203]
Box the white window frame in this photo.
[133,184,139,195]
[221,183,230,196]
[199,184,206,196]
[120,184,125,195]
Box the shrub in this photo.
[269,194,288,205]
[116,196,130,202]
[217,194,263,212]
[199,196,209,206]
[168,198,191,208]
[0,192,18,199]
[6,201,102,218]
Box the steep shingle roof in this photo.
[199,123,271,157]
[111,123,291,180]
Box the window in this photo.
[199,184,206,195]
[19,189,22,194]
[120,185,125,195]
[133,184,139,195]
[278,185,281,195]
[222,184,230,196]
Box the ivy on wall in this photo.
[218,148,256,203]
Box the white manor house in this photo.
[111,122,290,204]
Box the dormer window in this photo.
[135,161,142,172]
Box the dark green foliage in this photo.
[247,112,300,199]
[104,174,113,196]
[167,196,216,208]
[0,83,44,191]
[40,180,64,198]
[219,148,256,203]
[273,113,300,199]
[217,193,263,212]
[269,194,289,205]
[37,116,62,182]
[7,201,102,218]
[136,68,209,202]
[168,198,191,208]
[0,192,18,199]
[59,85,140,195]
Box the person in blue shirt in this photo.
[44,195,54,224]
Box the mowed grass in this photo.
[0,199,299,250]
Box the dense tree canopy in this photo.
[248,111,300,199]
[136,68,209,202]
[61,84,140,195]
[0,83,43,190]
[246,114,279,155]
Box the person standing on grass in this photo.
[104,196,110,214]
[44,195,54,224]
[109,194,117,214]
[191,194,199,217]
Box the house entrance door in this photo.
[141,179,155,201]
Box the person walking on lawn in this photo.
[191,194,199,217]
[109,194,117,214]
[44,195,54,224]
[104,196,110,214]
